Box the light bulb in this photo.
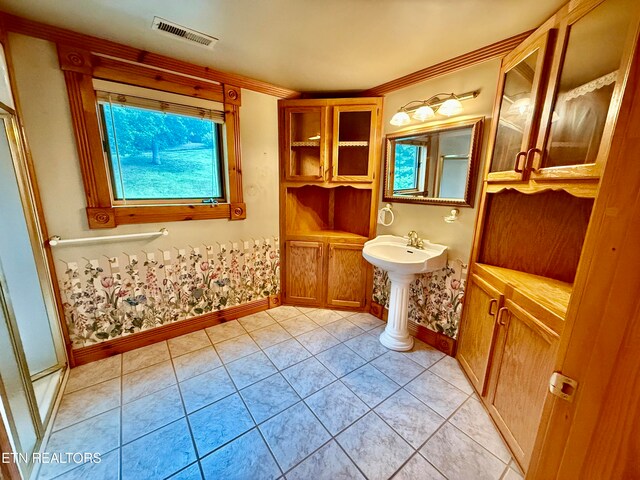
[413,105,435,121]
[508,98,531,116]
[437,98,463,117]
[390,110,411,126]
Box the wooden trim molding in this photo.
[72,297,270,366]
[268,294,282,308]
[57,45,248,228]
[369,301,457,356]
[92,55,225,102]
[0,12,299,99]
[361,30,534,97]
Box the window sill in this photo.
[86,203,246,228]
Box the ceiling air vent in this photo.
[151,17,218,49]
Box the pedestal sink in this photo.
[363,235,448,351]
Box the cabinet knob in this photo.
[514,151,527,173]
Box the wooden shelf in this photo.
[337,141,369,147]
[475,263,572,319]
[288,229,368,241]
[485,180,598,198]
[291,141,320,147]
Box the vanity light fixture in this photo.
[390,90,479,126]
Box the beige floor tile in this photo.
[123,342,170,374]
[122,360,176,404]
[429,355,474,394]
[65,355,121,394]
[279,314,319,336]
[266,305,302,322]
[54,378,121,431]
[173,346,222,382]
[249,323,292,349]
[205,321,247,344]
[168,330,211,357]
[421,423,506,480]
[214,334,260,363]
[237,311,276,332]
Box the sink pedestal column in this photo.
[379,271,415,351]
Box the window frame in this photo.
[57,43,246,228]
[96,92,227,205]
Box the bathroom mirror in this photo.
[383,117,483,206]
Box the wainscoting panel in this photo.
[59,237,280,349]
[372,259,467,339]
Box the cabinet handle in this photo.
[526,148,540,171]
[496,306,508,326]
[488,299,498,316]
[514,151,527,173]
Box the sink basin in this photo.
[362,235,448,351]
[363,235,447,275]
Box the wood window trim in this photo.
[57,44,246,228]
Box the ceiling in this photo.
[0,0,566,92]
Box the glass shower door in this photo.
[0,112,67,477]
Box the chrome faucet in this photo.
[407,231,424,249]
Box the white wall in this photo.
[378,59,501,262]
[8,33,280,264]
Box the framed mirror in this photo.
[383,117,484,206]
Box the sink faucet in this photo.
[407,231,424,249]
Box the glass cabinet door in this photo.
[331,105,377,182]
[487,32,552,182]
[531,0,639,179]
[284,107,327,181]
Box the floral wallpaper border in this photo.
[372,259,467,339]
[59,237,280,348]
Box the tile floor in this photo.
[38,306,524,480]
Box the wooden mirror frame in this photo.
[57,44,246,228]
[383,117,484,207]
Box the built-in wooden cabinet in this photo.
[279,97,383,310]
[283,107,327,181]
[487,32,553,182]
[285,241,323,305]
[326,243,368,308]
[282,99,380,184]
[456,274,503,395]
[331,105,378,182]
[486,0,637,191]
[459,264,564,468]
[487,298,560,469]
[457,0,640,474]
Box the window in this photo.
[58,44,246,228]
[97,92,226,204]
[393,143,421,191]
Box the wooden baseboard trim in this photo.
[369,301,457,356]
[72,297,270,366]
[268,294,282,308]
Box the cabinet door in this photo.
[487,32,553,183]
[285,240,323,305]
[456,274,504,396]
[531,0,639,180]
[487,299,559,469]
[330,105,378,183]
[326,243,367,308]
[284,107,328,182]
